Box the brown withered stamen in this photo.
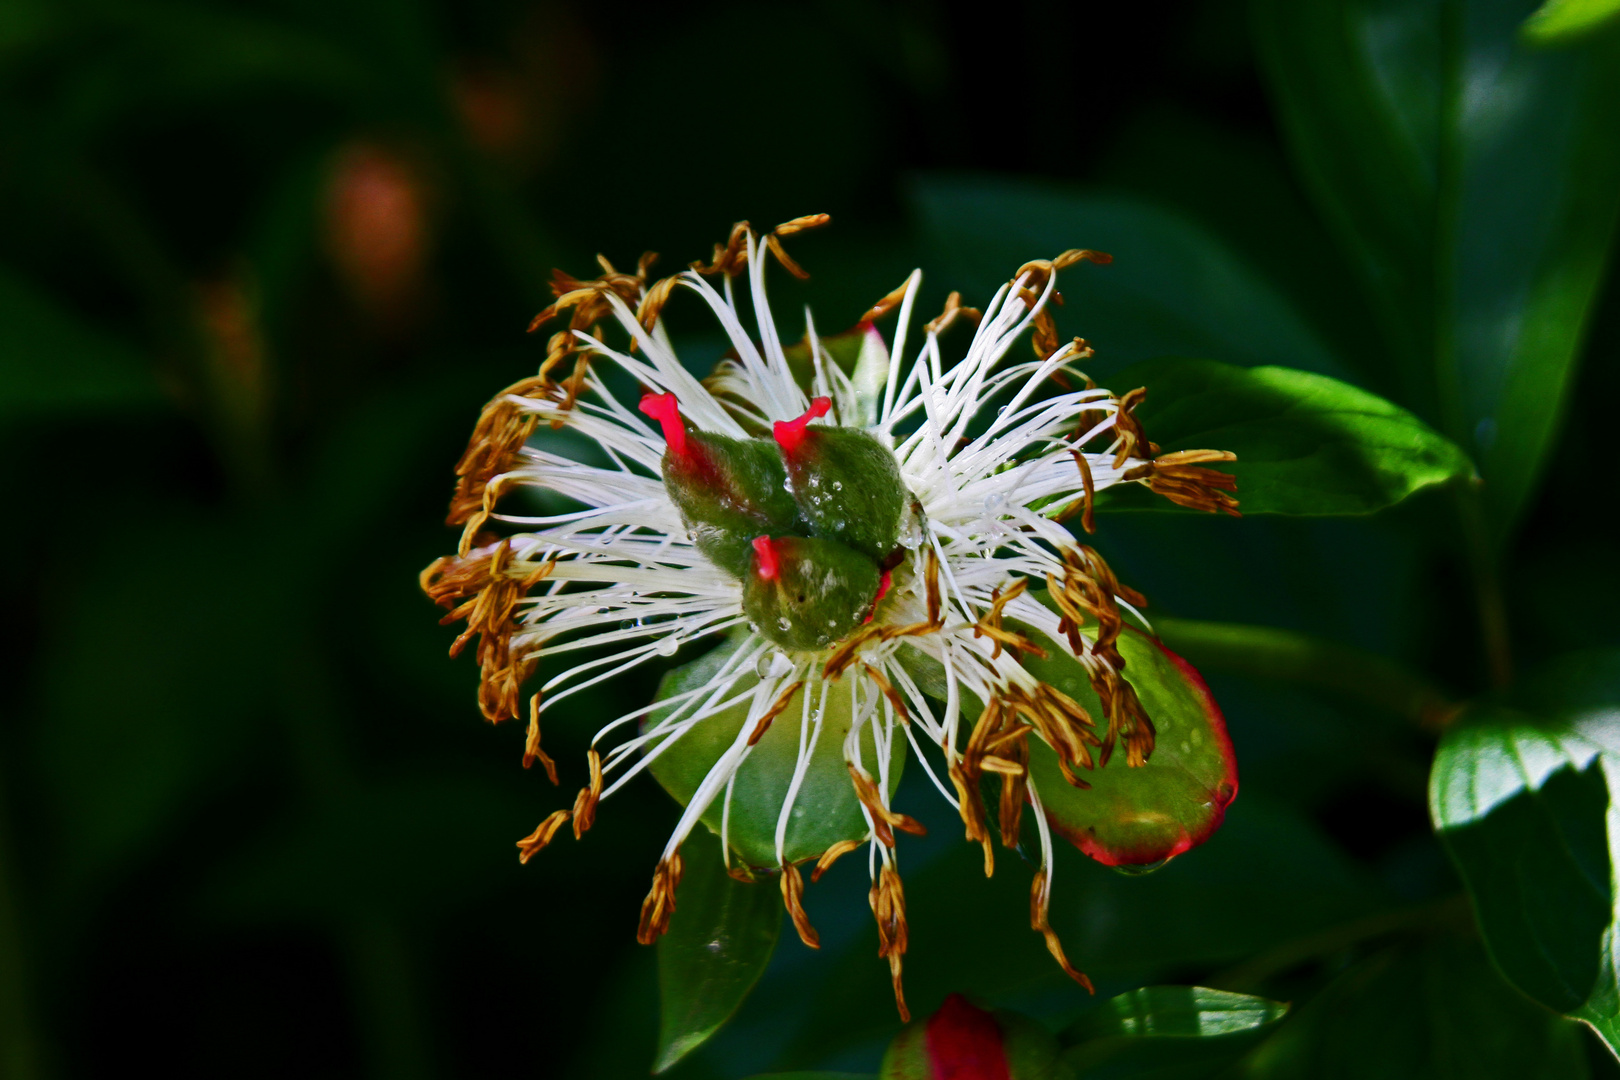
[859,275,913,324]
[1032,870,1094,992]
[824,549,945,680]
[812,839,864,883]
[847,765,927,848]
[1047,547,1156,767]
[870,865,910,1022]
[997,730,1031,848]
[572,748,603,839]
[924,291,982,336]
[1051,450,1097,534]
[524,692,559,785]
[973,580,1047,660]
[781,863,820,949]
[748,680,805,746]
[516,809,572,864]
[637,851,685,946]
[1122,449,1241,517]
[863,663,911,725]
[948,757,995,877]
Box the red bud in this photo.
[773,396,832,455]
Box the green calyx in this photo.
[645,392,908,652]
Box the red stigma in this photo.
[863,570,893,624]
[773,396,832,455]
[751,536,779,581]
[638,392,687,457]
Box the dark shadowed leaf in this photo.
[1244,935,1589,1079]
[1430,701,1617,1021]
[1059,986,1288,1080]
[654,840,783,1073]
[1253,0,1620,537]
[1094,358,1474,516]
[909,176,1347,378]
[1020,619,1238,867]
[649,635,902,869]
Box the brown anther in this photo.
[524,692,559,784]
[862,664,911,726]
[924,291,982,336]
[774,213,831,237]
[748,680,805,746]
[847,765,927,848]
[979,755,1026,776]
[973,580,1047,660]
[948,758,995,877]
[636,851,685,945]
[859,275,914,324]
[1137,449,1241,517]
[572,748,603,838]
[516,809,572,864]
[780,863,821,949]
[1068,451,1098,534]
[812,839,863,882]
[691,222,753,278]
[1052,248,1112,270]
[636,274,681,333]
[870,865,910,1022]
[1031,870,1094,992]
[996,732,1030,848]
[1047,547,1156,766]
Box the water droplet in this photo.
[706,940,723,953]
[656,636,680,657]
[984,493,1006,515]
[1111,858,1170,877]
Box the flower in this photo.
[421,216,1239,1019]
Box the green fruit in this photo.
[743,534,882,651]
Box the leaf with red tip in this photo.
[1020,614,1238,868]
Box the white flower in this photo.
[421,217,1238,1017]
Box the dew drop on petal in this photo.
[656,636,680,657]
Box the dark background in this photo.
[3,0,1618,1076]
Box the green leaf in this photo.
[1020,620,1238,867]
[1429,702,1615,1017]
[1094,358,1474,516]
[1059,986,1288,1080]
[1253,0,1620,537]
[0,265,165,419]
[908,176,1348,378]
[648,634,902,868]
[1244,935,1590,1079]
[1523,0,1620,45]
[654,839,782,1073]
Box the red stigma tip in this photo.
[864,570,893,624]
[773,396,833,455]
[751,536,779,581]
[638,392,687,457]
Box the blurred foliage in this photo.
[3,0,1620,1078]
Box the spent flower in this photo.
[421,215,1240,1018]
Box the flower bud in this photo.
[743,534,881,652]
[879,993,1068,1080]
[775,400,906,564]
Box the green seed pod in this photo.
[642,393,803,577]
[774,398,907,563]
[743,534,882,652]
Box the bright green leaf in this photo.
[909,176,1348,378]
[654,839,782,1073]
[1094,358,1474,516]
[648,634,901,869]
[1253,0,1620,538]
[1430,704,1614,1015]
[1523,0,1620,44]
[1020,619,1238,868]
[1060,986,1288,1080]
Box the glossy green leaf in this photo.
[1094,358,1474,516]
[1059,986,1288,1080]
[0,265,165,419]
[654,839,782,1073]
[1021,615,1238,867]
[1244,935,1590,1079]
[648,635,902,869]
[909,176,1347,377]
[1430,703,1615,1016]
[1523,0,1620,44]
[1254,0,1620,537]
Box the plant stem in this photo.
[1453,485,1513,690]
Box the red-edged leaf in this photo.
[1022,626,1238,868]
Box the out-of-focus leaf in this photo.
[654,839,782,1073]
[1094,358,1474,516]
[1059,986,1288,1080]
[1253,0,1620,537]
[1244,935,1589,1078]
[0,266,164,418]
[908,176,1347,378]
[1429,697,1619,1026]
[1523,0,1620,44]
[648,634,902,869]
[1020,620,1238,867]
